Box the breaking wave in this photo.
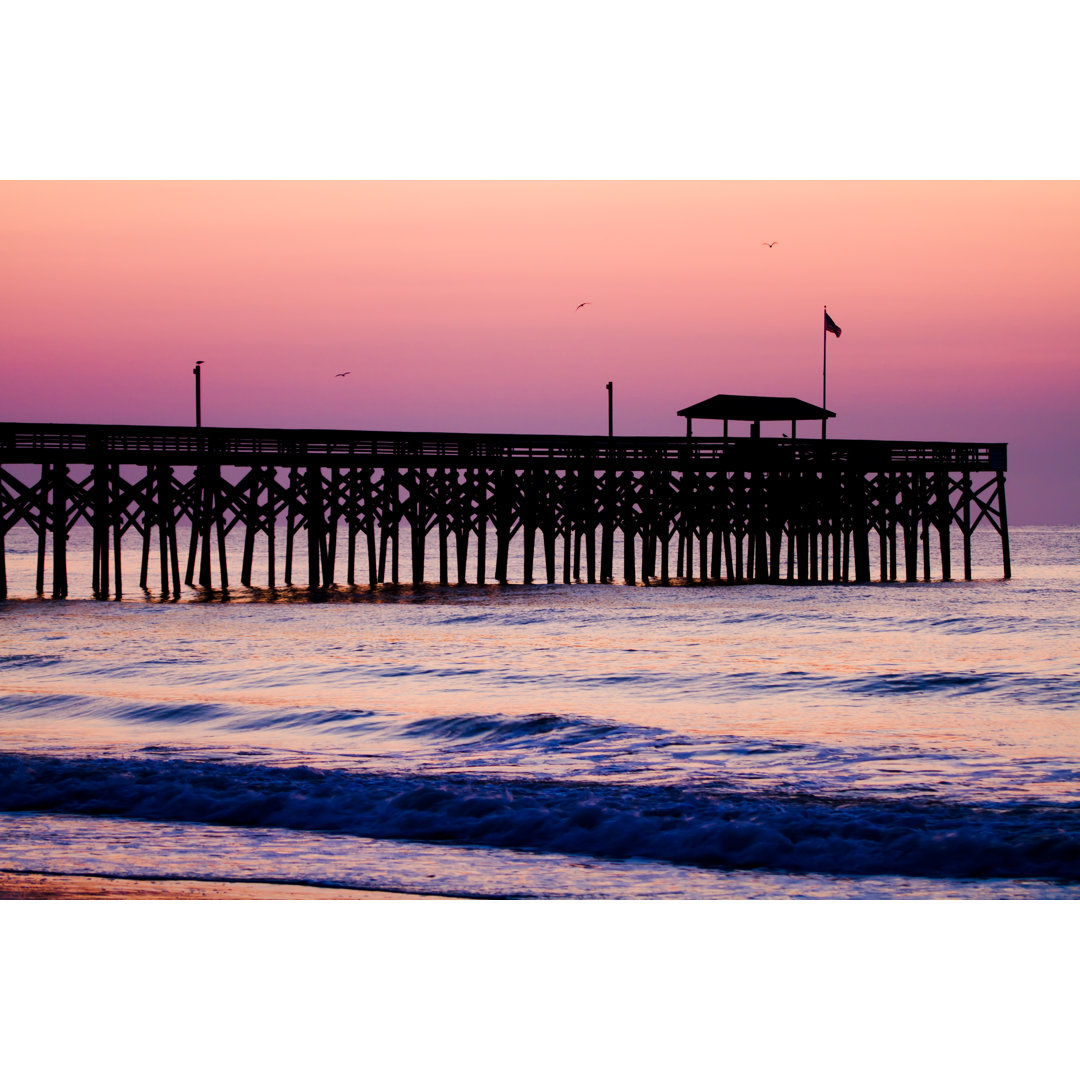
[2,752,1077,881]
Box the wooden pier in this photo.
[0,422,1009,599]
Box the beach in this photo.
[0,870,430,900]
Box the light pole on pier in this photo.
[194,361,204,427]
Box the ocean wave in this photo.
[545,665,1080,708]
[399,712,623,747]
[2,752,1077,881]
[838,670,1080,706]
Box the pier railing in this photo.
[0,422,1006,471]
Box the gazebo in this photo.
[677,394,835,438]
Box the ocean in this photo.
[1,523,1077,899]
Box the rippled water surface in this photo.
[1,525,1077,897]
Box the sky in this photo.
[2,179,1078,521]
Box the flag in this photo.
[824,310,842,338]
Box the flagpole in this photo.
[822,305,828,440]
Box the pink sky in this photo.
[2,180,1078,522]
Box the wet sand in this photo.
[0,870,437,900]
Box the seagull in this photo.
[335,371,351,377]
[762,241,778,248]
[576,302,591,310]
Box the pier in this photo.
[0,421,1009,599]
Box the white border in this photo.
[3,1,1078,178]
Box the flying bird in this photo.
[576,302,591,310]
[335,371,351,377]
[762,241,778,248]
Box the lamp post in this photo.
[193,361,204,427]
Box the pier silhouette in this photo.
[0,418,1009,599]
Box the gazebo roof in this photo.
[677,394,835,422]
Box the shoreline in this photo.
[0,870,442,900]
